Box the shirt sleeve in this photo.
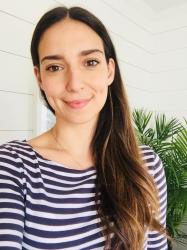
[147,151,168,250]
[0,144,25,250]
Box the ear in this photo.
[34,66,44,90]
[107,58,115,86]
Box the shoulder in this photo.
[0,139,36,167]
[0,140,28,187]
[139,144,158,163]
[139,145,166,182]
[139,145,163,170]
[0,140,23,161]
[0,139,41,179]
[0,139,30,154]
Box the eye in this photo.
[46,65,63,72]
[85,59,99,67]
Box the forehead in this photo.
[38,18,104,57]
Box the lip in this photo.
[64,98,92,109]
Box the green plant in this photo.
[133,108,187,249]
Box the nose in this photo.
[66,66,84,92]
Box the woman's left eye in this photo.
[85,60,99,67]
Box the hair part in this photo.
[31,6,168,249]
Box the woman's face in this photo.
[35,18,115,125]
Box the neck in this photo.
[50,118,97,156]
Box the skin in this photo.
[27,18,115,169]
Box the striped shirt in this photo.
[0,140,167,249]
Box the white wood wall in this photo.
[0,0,187,144]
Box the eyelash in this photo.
[46,59,100,72]
[85,59,100,67]
[46,65,63,72]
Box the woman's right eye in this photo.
[46,65,63,72]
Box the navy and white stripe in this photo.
[0,140,167,249]
[140,145,168,250]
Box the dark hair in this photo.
[31,6,167,249]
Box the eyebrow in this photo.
[41,49,104,64]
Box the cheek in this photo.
[89,72,109,92]
[91,76,109,103]
[40,77,64,97]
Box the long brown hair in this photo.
[31,6,167,249]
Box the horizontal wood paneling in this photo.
[0,92,34,130]
[0,11,33,57]
[0,51,35,94]
[0,0,58,24]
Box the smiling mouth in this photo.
[64,98,92,109]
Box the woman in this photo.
[0,6,168,250]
